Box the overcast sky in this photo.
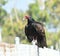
[3,0,35,13]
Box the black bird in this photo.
[25,16,47,48]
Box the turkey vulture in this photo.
[25,16,47,48]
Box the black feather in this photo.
[25,17,47,48]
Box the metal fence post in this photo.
[15,37,20,45]
[37,46,39,56]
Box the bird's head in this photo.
[24,15,35,24]
[23,16,30,20]
[25,16,30,20]
[25,16,35,21]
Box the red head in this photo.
[25,16,30,19]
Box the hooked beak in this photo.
[23,17,25,20]
[23,16,26,20]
